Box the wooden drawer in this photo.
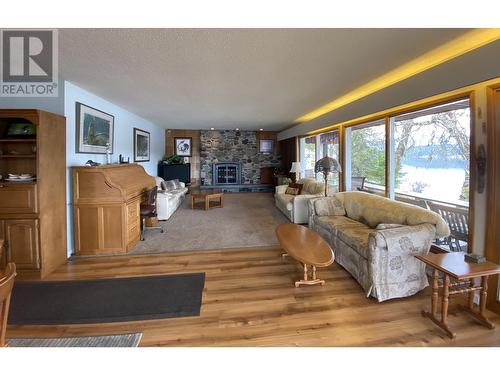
[0,184,37,213]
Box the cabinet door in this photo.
[0,184,37,213]
[5,219,40,270]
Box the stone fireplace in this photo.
[200,130,281,186]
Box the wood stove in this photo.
[213,162,241,185]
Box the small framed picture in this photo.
[174,137,192,157]
[259,139,274,153]
[133,128,150,162]
[76,102,114,154]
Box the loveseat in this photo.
[154,176,188,220]
[308,192,450,301]
[275,178,337,224]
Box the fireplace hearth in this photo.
[213,162,241,185]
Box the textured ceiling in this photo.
[59,29,469,131]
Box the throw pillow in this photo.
[163,180,176,191]
[160,181,168,191]
[314,197,346,216]
[172,179,183,189]
[285,187,300,195]
[288,182,304,195]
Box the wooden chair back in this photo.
[0,263,17,347]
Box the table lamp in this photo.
[289,162,301,182]
[314,157,341,196]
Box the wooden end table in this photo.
[276,223,334,287]
[191,189,224,211]
[416,252,500,339]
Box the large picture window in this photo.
[299,131,340,190]
[391,98,471,252]
[345,119,386,193]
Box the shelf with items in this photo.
[0,139,37,143]
[0,154,36,158]
[0,117,38,180]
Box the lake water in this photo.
[397,164,467,205]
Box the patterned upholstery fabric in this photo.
[314,196,346,217]
[335,191,450,237]
[309,195,446,302]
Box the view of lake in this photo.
[396,164,467,205]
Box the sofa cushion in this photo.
[173,179,183,189]
[335,225,374,260]
[314,215,366,236]
[163,180,177,191]
[314,197,346,217]
[335,191,450,237]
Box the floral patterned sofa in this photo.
[308,192,450,302]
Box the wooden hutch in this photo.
[72,164,155,255]
[0,109,67,278]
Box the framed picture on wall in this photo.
[259,139,274,153]
[133,128,150,162]
[75,102,114,154]
[174,137,192,157]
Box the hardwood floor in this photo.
[7,246,500,346]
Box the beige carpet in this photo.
[130,192,288,254]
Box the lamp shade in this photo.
[314,157,341,174]
[289,162,301,173]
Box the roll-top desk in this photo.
[72,164,155,255]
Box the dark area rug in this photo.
[8,273,205,325]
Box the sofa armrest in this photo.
[275,184,288,194]
[179,182,186,188]
[308,197,324,227]
[369,223,436,258]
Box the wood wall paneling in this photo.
[278,137,297,176]
[165,130,201,185]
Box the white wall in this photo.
[64,81,165,256]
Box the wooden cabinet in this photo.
[0,183,37,213]
[4,219,39,270]
[0,109,67,278]
[72,164,154,255]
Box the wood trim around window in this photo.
[485,83,500,313]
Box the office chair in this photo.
[140,186,164,240]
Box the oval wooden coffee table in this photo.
[276,223,334,287]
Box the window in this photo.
[345,119,386,194]
[391,98,471,252]
[392,99,470,205]
[299,131,340,190]
[299,135,316,179]
[317,131,340,188]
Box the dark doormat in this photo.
[8,273,205,325]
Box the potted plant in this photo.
[162,154,184,165]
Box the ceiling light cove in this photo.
[294,28,500,124]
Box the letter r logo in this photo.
[2,30,53,82]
